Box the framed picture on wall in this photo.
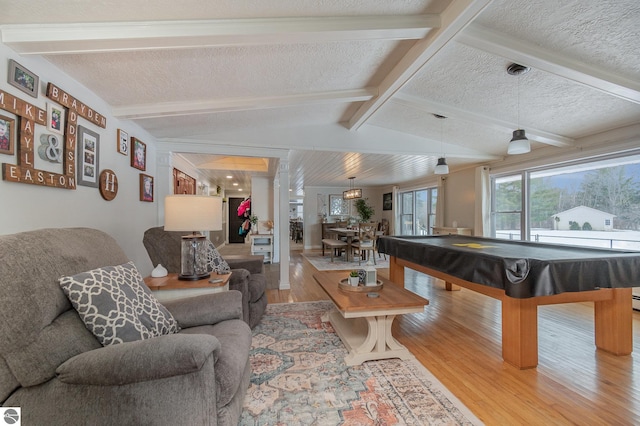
[77,125,100,187]
[47,103,65,135]
[8,59,39,98]
[131,137,146,171]
[140,173,154,202]
[329,194,348,216]
[0,114,16,155]
[117,129,129,155]
[383,192,392,211]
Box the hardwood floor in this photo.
[266,249,640,425]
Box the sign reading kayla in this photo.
[1,83,106,189]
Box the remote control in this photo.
[209,278,223,284]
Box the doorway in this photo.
[229,197,247,244]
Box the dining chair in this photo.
[375,222,388,260]
[351,222,378,265]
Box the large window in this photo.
[492,174,524,240]
[491,153,640,249]
[399,188,438,235]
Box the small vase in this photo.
[151,264,168,278]
[348,276,359,286]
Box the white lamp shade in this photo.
[508,129,531,155]
[434,157,449,175]
[164,195,222,232]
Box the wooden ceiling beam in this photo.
[112,88,377,119]
[346,0,492,131]
[0,15,437,54]
[458,23,640,105]
[392,93,575,148]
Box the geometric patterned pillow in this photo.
[207,241,231,274]
[59,261,180,346]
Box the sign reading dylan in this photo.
[1,83,106,190]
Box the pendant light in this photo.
[433,114,449,175]
[343,176,362,200]
[507,63,531,155]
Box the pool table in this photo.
[377,235,640,369]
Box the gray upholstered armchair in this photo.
[0,228,252,425]
[143,226,267,328]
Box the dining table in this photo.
[326,227,358,262]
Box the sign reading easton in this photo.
[1,83,106,189]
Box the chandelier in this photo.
[343,176,362,200]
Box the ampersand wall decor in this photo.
[1,83,106,190]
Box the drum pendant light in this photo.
[507,63,531,155]
[434,114,449,175]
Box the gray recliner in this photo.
[143,226,267,328]
[0,228,252,425]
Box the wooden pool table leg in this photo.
[594,288,632,355]
[444,281,461,291]
[502,297,539,369]
[388,256,405,287]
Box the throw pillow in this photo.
[59,261,180,346]
[207,241,231,274]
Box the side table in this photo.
[144,272,232,302]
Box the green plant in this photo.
[249,214,259,225]
[354,198,375,222]
[350,270,359,277]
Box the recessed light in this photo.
[233,182,238,186]
[238,188,243,191]
[226,175,233,179]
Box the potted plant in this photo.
[348,270,360,286]
[249,214,259,233]
[354,198,375,222]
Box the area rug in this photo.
[302,252,390,271]
[241,301,483,425]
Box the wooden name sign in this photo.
[1,83,106,189]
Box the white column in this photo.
[278,159,290,289]
[156,151,173,226]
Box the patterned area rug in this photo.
[302,252,390,271]
[241,301,483,425]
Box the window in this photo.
[398,188,438,235]
[491,153,640,249]
[400,192,413,235]
[491,174,524,240]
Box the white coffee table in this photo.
[313,271,429,366]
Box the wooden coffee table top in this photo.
[313,271,429,316]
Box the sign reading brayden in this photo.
[1,83,106,189]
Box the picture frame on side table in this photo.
[8,59,39,98]
[117,129,129,155]
[131,137,146,171]
[140,173,154,202]
[77,125,100,187]
[383,192,392,211]
[47,103,66,135]
[0,114,16,155]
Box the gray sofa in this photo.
[0,228,252,425]
[143,226,267,328]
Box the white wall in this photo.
[442,167,476,230]
[0,44,160,276]
[251,176,272,233]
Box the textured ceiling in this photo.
[1,0,638,194]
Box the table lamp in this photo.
[164,195,222,280]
